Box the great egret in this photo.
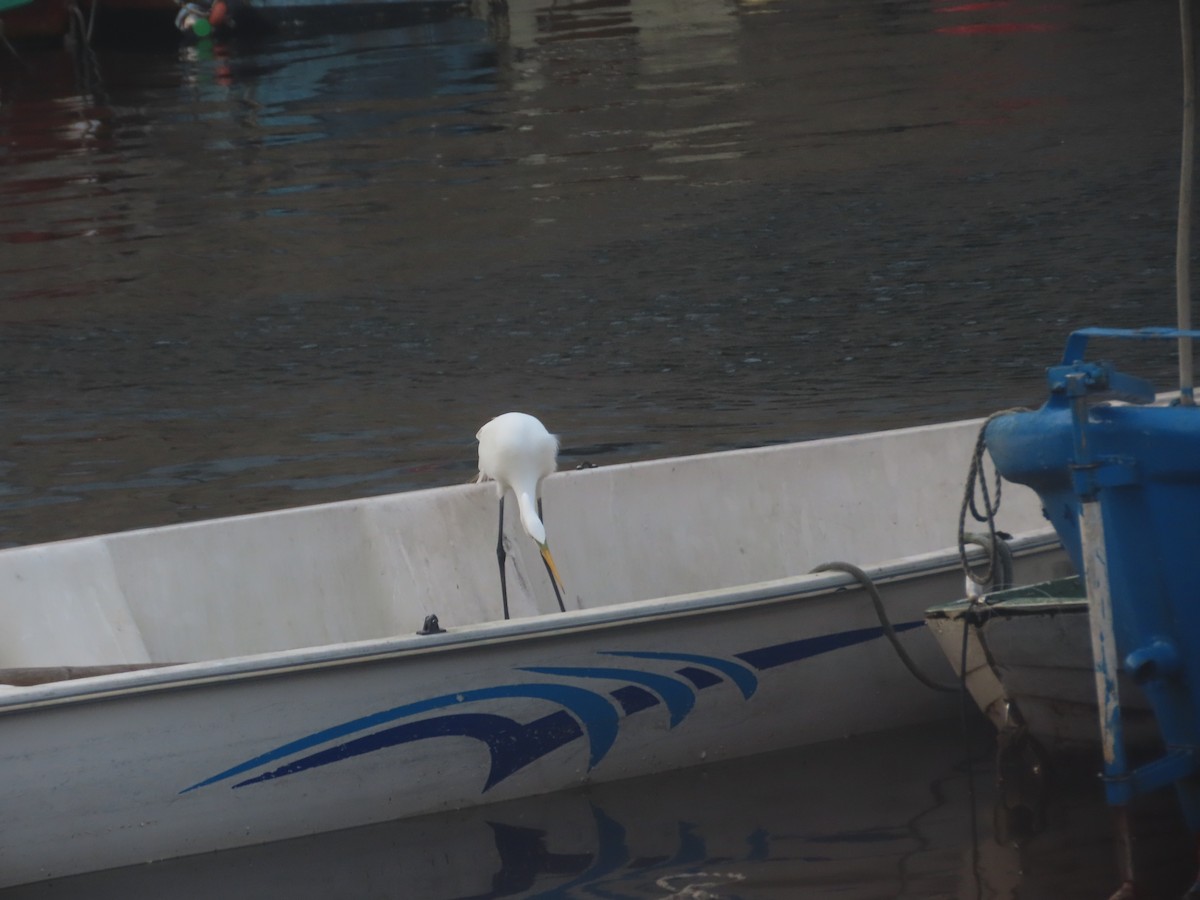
[476,412,566,619]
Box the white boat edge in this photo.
[1,526,1061,711]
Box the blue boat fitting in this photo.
[985,328,1200,837]
[1102,747,1199,807]
[1126,640,1184,685]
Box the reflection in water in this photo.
[0,721,1042,899]
[3,719,1193,898]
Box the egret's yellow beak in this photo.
[540,544,565,594]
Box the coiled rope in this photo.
[958,409,1028,591]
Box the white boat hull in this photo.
[0,542,1067,888]
[0,418,1067,886]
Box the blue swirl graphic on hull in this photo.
[184,621,921,795]
[601,650,759,699]
[184,683,620,793]
[519,666,697,727]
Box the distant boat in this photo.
[0,417,1065,888]
[166,0,470,38]
[0,0,465,41]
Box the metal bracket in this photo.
[1102,745,1200,806]
[1047,361,1156,406]
[1060,326,1200,366]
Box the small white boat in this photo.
[920,390,1190,763]
[0,418,1066,888]
[924,578,1158,757]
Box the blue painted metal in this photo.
[985,327,1200,828]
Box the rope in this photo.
[806,413,1032,694]
[958,410,1028,590]
[960,612,983,898]
[810,561,959,693]
[961,532,1015,596]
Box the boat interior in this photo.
[0,419,1052,670]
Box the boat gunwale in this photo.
[0,527,1060,714]
[0,416,997,557]
[925,575,1087,622]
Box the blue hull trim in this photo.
[184,620,923,795]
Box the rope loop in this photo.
[958,409,1028,590]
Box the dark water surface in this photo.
[0,0,1189,547]
[2,0,1198,895]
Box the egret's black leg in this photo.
[538,498,566,613]
[496,496,509,620]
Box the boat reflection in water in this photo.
[10,716,1193,900]
[4,720,1016,900]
